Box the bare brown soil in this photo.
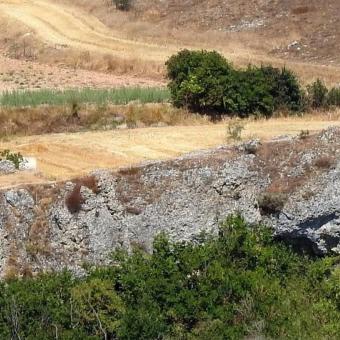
[0,54,164,92]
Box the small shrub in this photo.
[125,206,142,215]
[307,79,328,108]
[226,120,244,141]
[75,175,99,194]
[118,166,140,176]
[258,192,288,215]
[327,87,340,107]
[299,129,310,140]
[65,184,83,213]
[0,149,24,169]
[314,156,335,169]
[113,0,131,11]
[70,99,80,119]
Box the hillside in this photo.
[1,127,340,278]
[65,0,340,66]
[0,0,339,86]
[0,2,339,335]
[133,0,340,65]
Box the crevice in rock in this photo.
[297,212,338,231]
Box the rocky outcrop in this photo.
[0,160,16,174]
[1,127,340,277]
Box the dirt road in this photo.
[1,116,340,189]
[0,0,176,61]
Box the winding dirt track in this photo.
[0,0,175,61]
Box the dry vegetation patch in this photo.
[1,114,340,188]
[254,129,340,199]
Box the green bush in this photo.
[166,50,303,117]
[307,79,329,108]
[166,49,234,114]
[259,65,303,111]
[0,216,339,339]
[327,87,340,107]
[113,0,131,11]
[0,149,24,169]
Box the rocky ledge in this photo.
[1,127,340,277]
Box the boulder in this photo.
[0,160,16,174]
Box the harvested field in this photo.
[1,114,340,188]
[1,0,340,85]
[0,55,164,92]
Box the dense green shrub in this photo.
[166,49,234,114]
[327,87,340,106]
[0,216,339,339]
[166,50,303,117]
[307,79,329,108]
[259,65,303,111]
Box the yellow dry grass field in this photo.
[0,0,176,61]
[1,115,340,189]
[0,0,340,84]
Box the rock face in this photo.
[1,127,340,277]
[0,160,16,174]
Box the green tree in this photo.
[71,278,125,339]
[166,50,302,117]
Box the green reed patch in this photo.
[0,87,170,107]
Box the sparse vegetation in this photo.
[307,79,329,109]
[0,149,24,169]
[0,216,339,339]
[0,103,207,138]
[258,192,288,215]
[65,184,83,213]
[113,0,132,11]
[66,176,100,213]
[299,129,310,140]
[226,120,244,141]
[314,156,335,170]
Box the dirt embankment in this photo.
[1,127,340,278]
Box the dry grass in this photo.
[254,125,340,196]
[65,175,99,213]
[65,184,83,213]
[1,0,340,85]
[314,156,336,169]
[0,103,207,137]
[75,175,99,193]
[0,111,340,187]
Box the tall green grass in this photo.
[0,87,170,107]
